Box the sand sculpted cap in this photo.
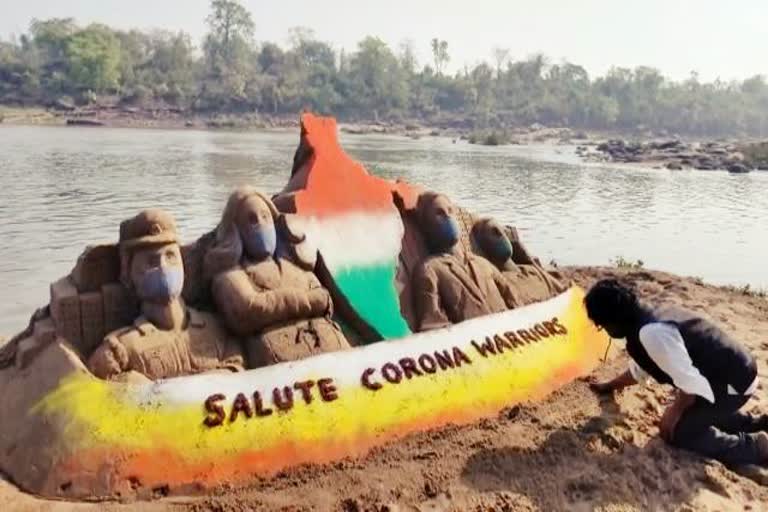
[119,209,179,250]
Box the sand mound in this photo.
[3,267,767,511]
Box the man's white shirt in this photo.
[628,322,717,403]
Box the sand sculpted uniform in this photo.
[206,186,350,368]
[88,209,244,381]
[412,193,521,332]
[472,218,566,305]
[91,309,244,381]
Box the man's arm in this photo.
[591,357,648,394]
[639,323,715,403]
[590,368,638,394]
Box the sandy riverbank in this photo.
[1,266,767,511]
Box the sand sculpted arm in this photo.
[493,269,522,310]
[212,269,329,336]
[526,263,567,294]
[220,338,246,371]
[305,271,334,317]
[413,263,451,332]
[87,335,130,380]
[546,269,569,293]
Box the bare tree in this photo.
[431,38,450,75]
[492,46,510,77]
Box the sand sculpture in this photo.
[88,209,244,381]
[272,116,416,342]
[411,192,522,331]
[0,113,603,501]
[471,217,567,305]
[204,186,350,367]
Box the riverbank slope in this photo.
[1,266,767,511]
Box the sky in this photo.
[1,0,766,82]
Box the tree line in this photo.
[2,0,768,137]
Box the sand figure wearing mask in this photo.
[206,186,351,367]
[88,209,244,381]
[412,192,521,332]
[472,217,566,305]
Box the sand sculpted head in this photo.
[119,209,184,304]
[235,193,278,261]
[205,185,281,278]
[472,218,514,264]
[416,192,461,254]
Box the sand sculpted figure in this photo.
[472,218,566,305]
[412,192,521,332]
[88,209,245,381]
[205,186,350,368]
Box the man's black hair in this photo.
[584,279,639,327]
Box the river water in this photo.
[1,125,766,335]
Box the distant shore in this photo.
[0,104,639,144]
[4,104,767,172]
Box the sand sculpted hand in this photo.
[308,288,333,317]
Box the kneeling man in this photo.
[585,279,768,466]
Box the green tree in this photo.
[201,0,257,110]
[204,0,254,79]
[0,39,41,102]
[6,10,768,136]
[29,18,78,95]
[65,24,122,94]
[398,39,418,75]
[348,37,408,119]
[30,18,77,63]
[492,47,510,77]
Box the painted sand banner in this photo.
[34,287,607,495]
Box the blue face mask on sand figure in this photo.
[436,216,460,250]
[242,223,277,260]
[490,236,513,261]
[138,266,183,302]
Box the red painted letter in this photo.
[318,378,339,402]
[294,380,316,404]
[203,393,226,427]
[361,368,383,390]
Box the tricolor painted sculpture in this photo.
[0,113,608,500]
